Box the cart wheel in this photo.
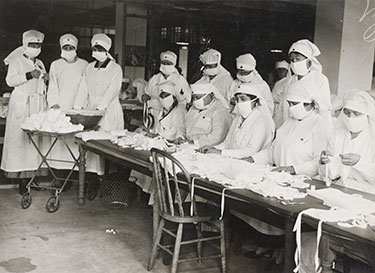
[46,196,60,213]
[21,193,32,209]
[86,179,100,201]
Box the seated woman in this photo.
[243,83,332,269]
[200,84,274,159]
[185,82,232,147]
[151,81,186,140]
[319,89,375,194]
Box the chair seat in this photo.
[161,202,221,224]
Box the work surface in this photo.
[76,138,375,272]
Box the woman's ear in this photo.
[307,59,312,69]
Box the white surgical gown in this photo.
[74,59,124,174]
[47,57,88,170]
[155,104,186,140]
[216,108,274,159]
[186,100,232,147]
[318,125,375,193]
[1,54,46,175]
[253,111,332,177]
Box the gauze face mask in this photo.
[342,114,368,133]
[92,51,107,62]
[25,47,41,58]
[160,64,175,76]
[160,94,174,110]
[61,49,77,62]
[193,94,210,110]
[237,72,254,83]
[289,102,312,120]
[237,101,253,119]
[291,59,310,76]
[204,67,219,76]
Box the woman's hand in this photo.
[198,146,221,154]
[42,73,49,81]
[141,94,151,103]
[50,104,60,109]
[30,69,41,79]
[173,137,186,145]
[340,153,361,166]
[320,150,333,165]
[242,156,254,163]
[272,166,296,174]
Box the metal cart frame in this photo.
[21,129,82,212]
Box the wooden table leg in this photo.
[284,217,296,273]
[320,233,333,273]
[78,144,87,206]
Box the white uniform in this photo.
[216,108,274,159]
[47,58,88,170]
[155,104,186,140]
[74,59,124,174]
[272,77,288,107]
[186,100,232,147]
[1,54,46,175]
[253,111,331,177]
[228,75,274,114]
[196,67,233,102]
[274,70,331,128]
[319,125,375,193]
[143,71,191,126]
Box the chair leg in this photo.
[171,223,183,273]
[220,220,227,273]
[196,222,202,263]
[148,218,165,271]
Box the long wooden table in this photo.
[76,138,375,273]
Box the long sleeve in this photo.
[195,110,232,147]
[293,123,330,177]
[97,65,123,111]
[253,144,275,166]
[74,70,89,109]
[47,62,59,108]
[177,76,191,106]
[221,120,270,159]
[5,59,28,87]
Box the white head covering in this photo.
[234,83,274,128]
[160,51,177,65]
[4,29,44,65]
[200,49,221,65]
[331,94,344,112]
[191,81,229,109]
[289,39,322,72]
[275,60,289,70]
[236,53,256,71]
[158,81,177,96]
[286,84,314,104]
[59,33,78,48]
[91,33,112,51]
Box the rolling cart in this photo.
[21,129,82,212]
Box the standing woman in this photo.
[74,33,124,174]
[1,30,48,194]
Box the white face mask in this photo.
[204,67,219,76]
[160,64,175,76]
[160,94,174,110]
[289,102,312,120]
[193,94,211,110]
[291,59,310,76]
[61,49,77,62]
[92,51,107,62]
[237,101,253,119]
[342,114,368,133]
[25,47,41,58]
[237,72,254,83]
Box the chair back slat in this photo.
[151,148,193,218]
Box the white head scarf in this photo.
[59,33,78,48]
[289,39,322,72]
[236,53,256,71]
[91,33,114,61]
[200,48,231,77]
[286,84,314,104]
[160,51,177,65]
[191,81,229,109]
[4,29,45,65]
[275,60,289,70]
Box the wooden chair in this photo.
[148,148,226,273]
